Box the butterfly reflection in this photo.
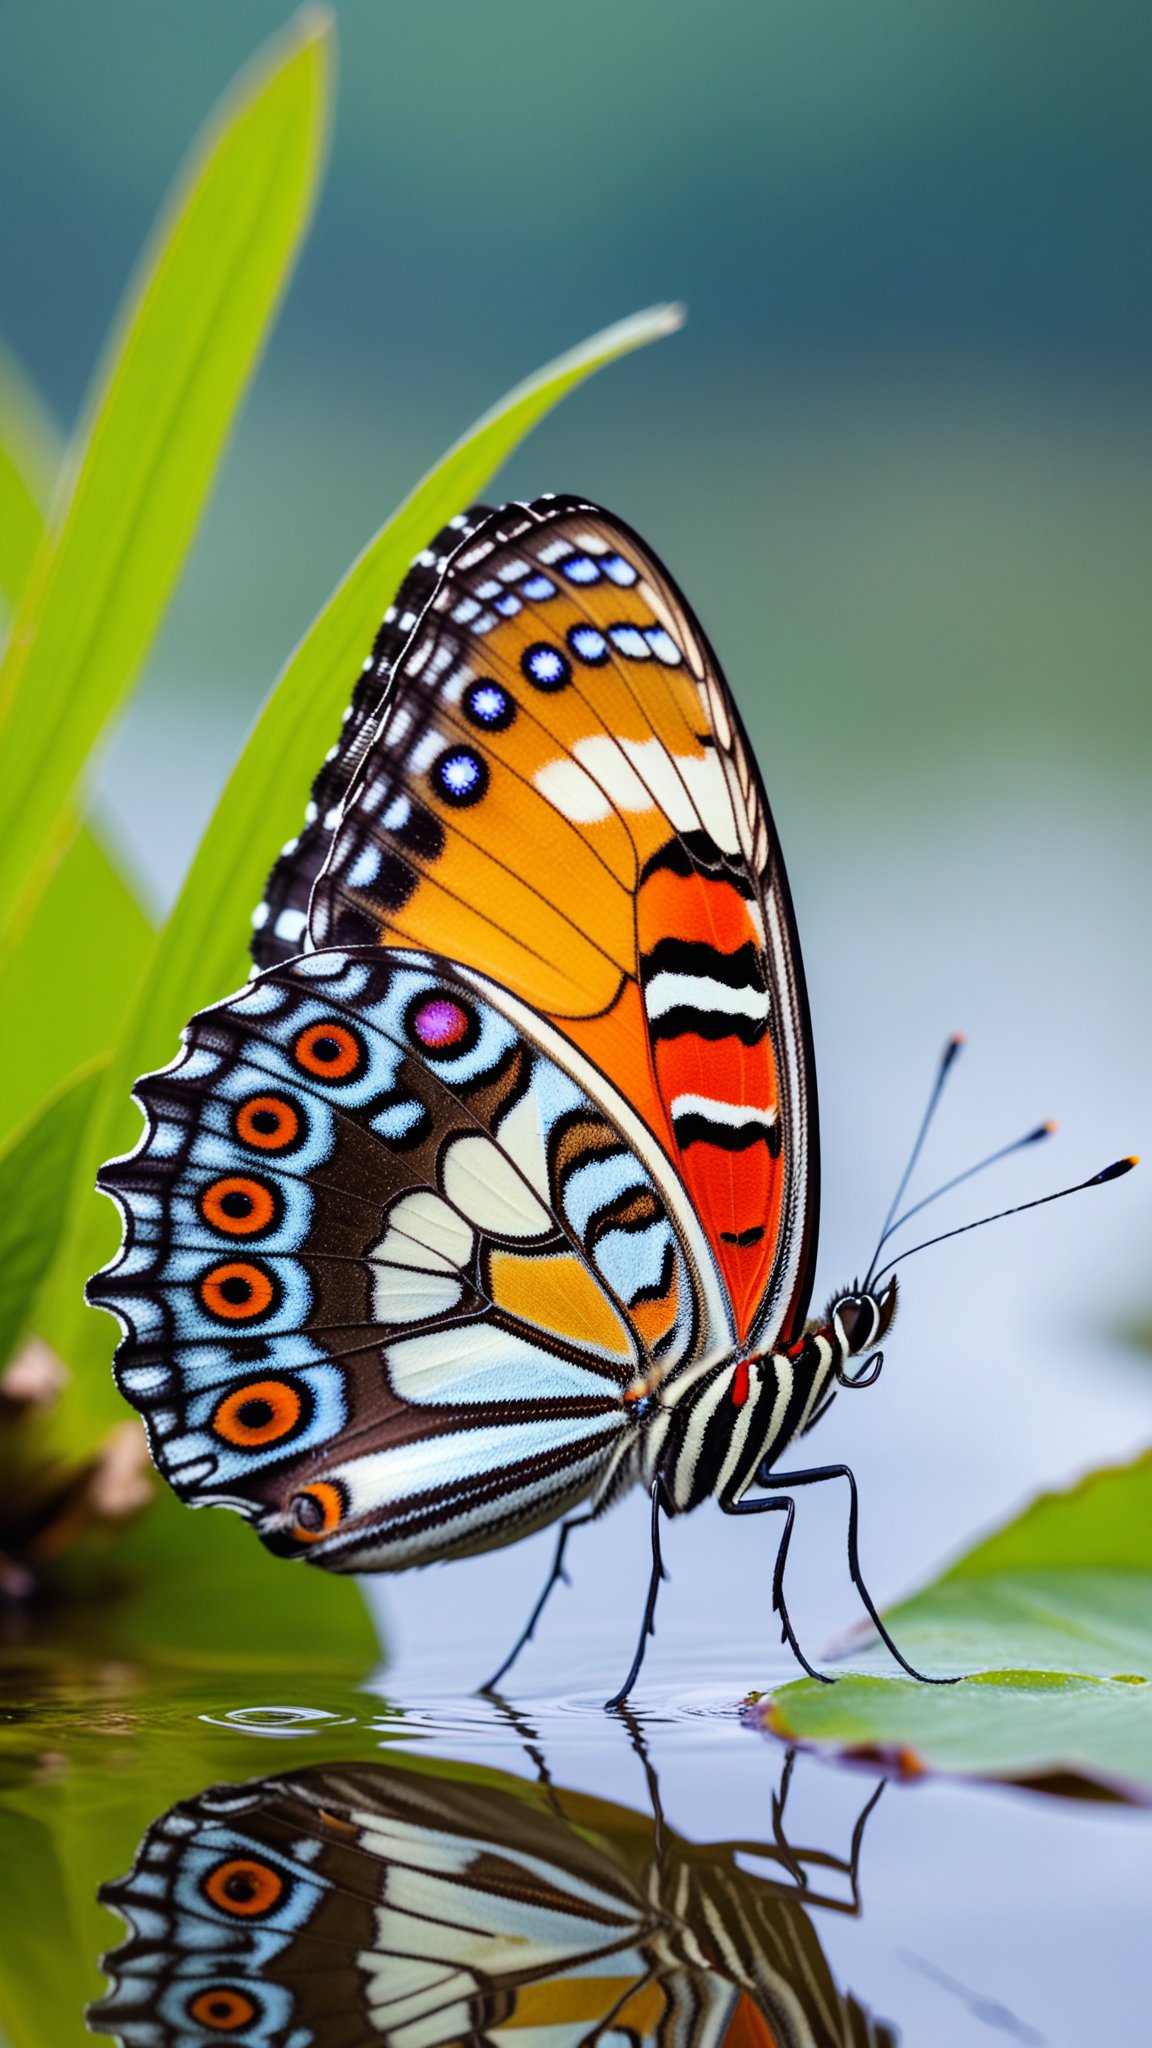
[88,1739,895,2047]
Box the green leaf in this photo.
[0,349,157,1153]
[41,302,682,1452]
[0,340,60,616]
[0,1066,106,1368]
[757,1451,1152,1796]
[0,822,155,1151]
[49,1480,380,1673]
[0,7,332,954]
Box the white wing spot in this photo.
[442,1134,552,1237]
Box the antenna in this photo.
[870,1157,1137,1288]
[863,1035,964,1289]
[867,1120,1056,1279]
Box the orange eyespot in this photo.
[291,1480,344,1541]
[213,1379,302,1446]
[200,1175,276,1236]
[199,1262,275,1322]
[235,1094,300,1150]
[202,1857,283,1917]
[188,1988,258,2030]
[294,1020,363,1080]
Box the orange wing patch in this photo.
[488,1248,634,1362]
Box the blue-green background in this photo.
[5,0,1150,826]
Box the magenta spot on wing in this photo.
[412,998,469,1049]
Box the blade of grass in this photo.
[0,349,156,1148]
[0,824,155,1149]
[42,302,683,1454]
[0,7,332,955]
[0,1065,106,1369]
[0,340,60,616]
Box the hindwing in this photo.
[253,496,818,1351]
[89,947,728,1571]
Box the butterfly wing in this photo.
[253,504,495,970]
[264,496,817,1353]
[89,946,725,1570]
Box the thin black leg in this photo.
[759,1463,958,1685]
[604,1482,666,1710]
[721,1492,831,1681]
[480,1509,598,1693]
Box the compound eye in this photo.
[835,1294,874,1352]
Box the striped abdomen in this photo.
[655,1328,841,1514]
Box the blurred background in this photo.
[2,0,1149,1675]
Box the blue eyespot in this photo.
[431,746,488,806]
[567,624,609,666]
[521,643,571,693]
[562,554,600,584]
[609,625,650,660]
[463,679,516,732]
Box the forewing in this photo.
[88,947,719,1572]
[300,497,817,1349]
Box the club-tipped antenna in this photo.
[870,1157,1137,1289]
[863,1035,965,1290]
[869,1120,1056,1277]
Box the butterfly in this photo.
[92,492,1127,1701]
[88,1744,895,2048]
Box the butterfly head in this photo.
[825,1276,898,1366]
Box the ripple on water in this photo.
[198,1705,358,1736]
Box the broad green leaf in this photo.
[0,822,155,1149]
[42,303,682,1451]
[0,1066,106,1368]
[50,1480,380,1673]
[0,340,60,615]
[0,7,332,954]
[756,1451,1152,1795]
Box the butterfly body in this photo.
[88,493,933,1690]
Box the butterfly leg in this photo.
[720,1492,831,1682]
[480,1509,599,1693]
[604,1481,667,1711]
[757,1463,958,1684]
